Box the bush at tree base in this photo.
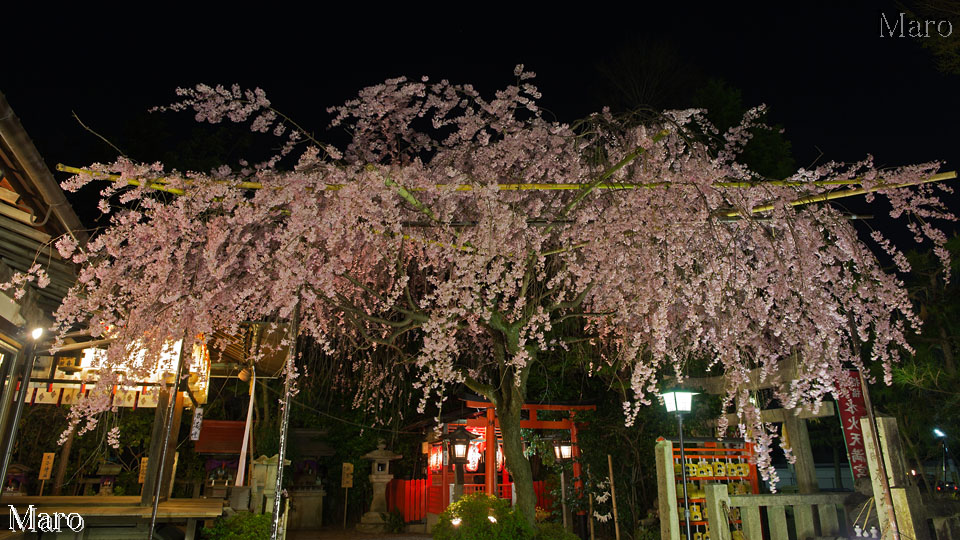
[433,492,533,540]
[201,511,271,540]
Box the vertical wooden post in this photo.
[485,408,496,496]
[160,393,184,497]
[141,389,171,506]
[560,469,568,528]
[607,454,620,540]
[52,427,74,495]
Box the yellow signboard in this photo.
[139,457,149,483]
[341,462,354,488]
[38,453,55,480]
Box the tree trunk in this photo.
[496,383,537,526]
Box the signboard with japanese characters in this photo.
[189,407,204,441]
[38,453,55,480]
[139,457,149,483]
[836,370,869,480]
[341,462,354,488]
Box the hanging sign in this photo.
[837,370,870,480]
[429,444,444,472]
[189,407,204,441]
[38,453,55,481]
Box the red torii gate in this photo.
[460,399,596,502]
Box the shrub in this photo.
[383,508,406,533]
[201,512,271,540]
[534,522,580,540]
[433,492,533,540]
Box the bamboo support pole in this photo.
[60,163,949,194]
[719,171,957,218]
[607,454,620,540]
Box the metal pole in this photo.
[270,307,299,540]
[678,414,693,540]
[942,440,948,485]
[0,341,37,482]
[148,337,188,540]
[859,371,900,540]
[0,348,26,484]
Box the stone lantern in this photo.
[356,440,402,533]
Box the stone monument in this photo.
[356,440,402,533]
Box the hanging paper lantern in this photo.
[465,442,482,472]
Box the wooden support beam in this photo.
[711,401,835,428]
[685,358,798,395]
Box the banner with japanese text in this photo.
[837,370,869,480]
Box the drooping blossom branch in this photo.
[31,67,956,500]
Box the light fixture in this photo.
[553,439,573,461]
[451,517,461,526]
[30,328,43,340]
[487,515,497,523]
[443,425,478,465]
[660,387,698,414]
[935,428,947,438]
[441,425,478,503]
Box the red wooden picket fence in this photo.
[387,479,553,522]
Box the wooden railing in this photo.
[703,484,850,540]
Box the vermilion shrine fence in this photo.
[386,479,553,522]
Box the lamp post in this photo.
[553,438,573,529]
[934,428,950,490]
[443,425,477,502]
[661,387,697,540]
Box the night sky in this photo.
[3,3,958,232]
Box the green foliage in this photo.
[693,79,795,179]
[201,511,271,540]
[534,522,580,540]
[383,508,406,533]
[633,523,660,540]
[433,493,533,540]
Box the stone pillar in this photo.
[861,416,929,540]
[655,439,681,540]
[251,455,290,514]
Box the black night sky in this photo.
[3,2,959,231]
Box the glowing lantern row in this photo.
[429,441,504,472]
[27,339,211,409]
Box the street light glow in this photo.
[30,328,42,340]
[935,428,947,438]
